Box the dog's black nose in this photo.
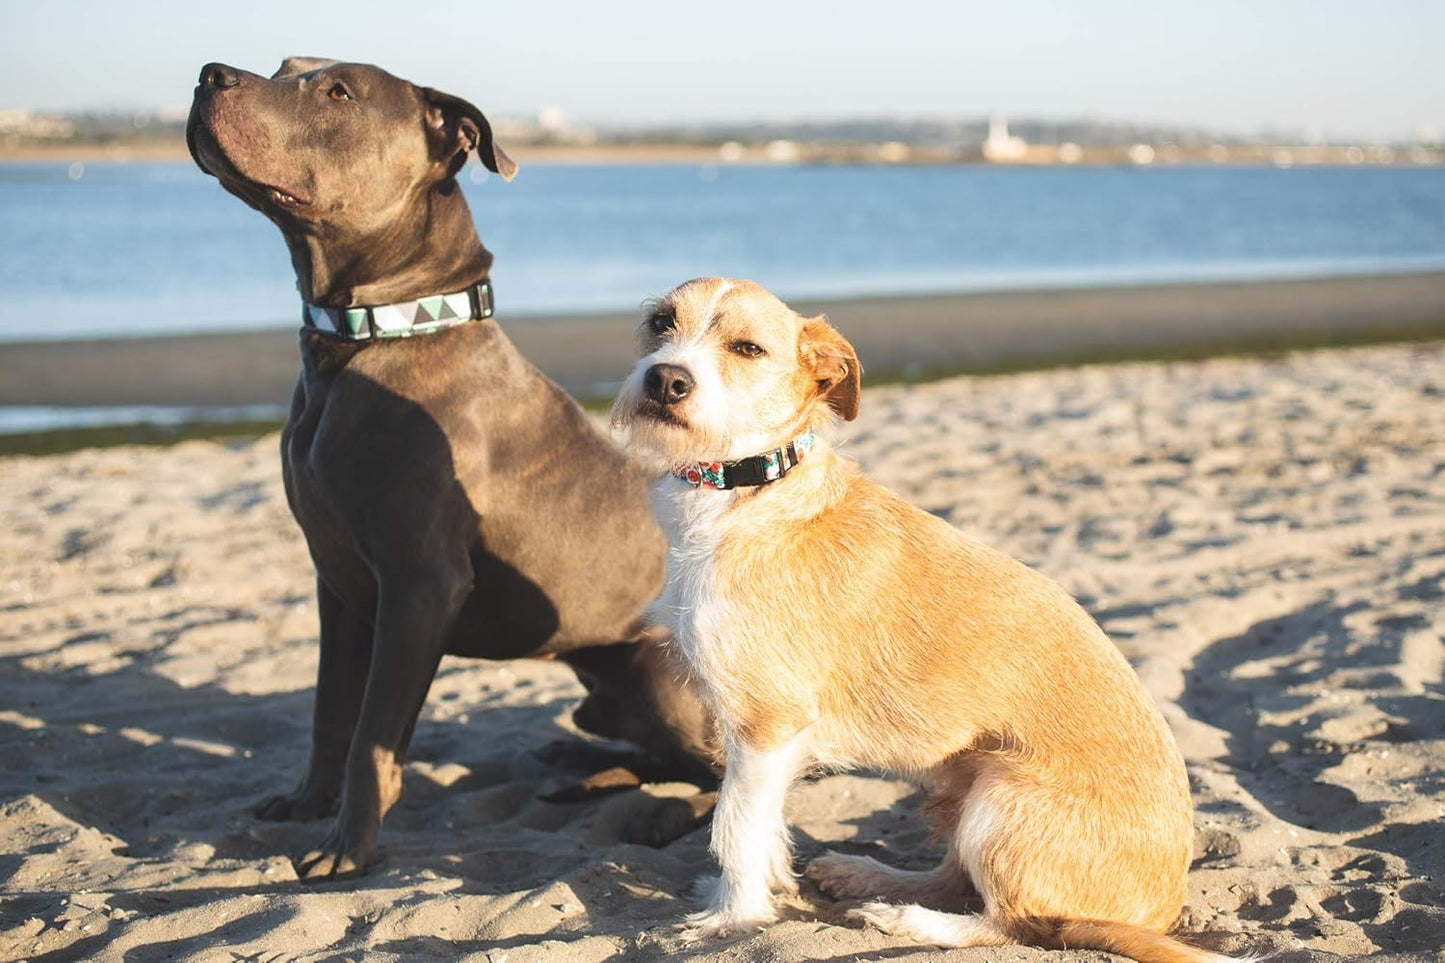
[645,364,694,406]
[200,62,243,90]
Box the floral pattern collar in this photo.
[671,432,817,490]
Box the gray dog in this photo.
[186,57,713,879]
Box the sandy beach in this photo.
[2,337,1442,961]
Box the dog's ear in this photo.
[271,57,338,80]
[423,88,518,182]
[801,316,861,421]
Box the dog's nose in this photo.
[645,364,694,406]
[199,62,243,90]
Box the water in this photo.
[0,404,286,434]
[2,161,1444,342]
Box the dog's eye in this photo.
[328,83,353,103]
[647,312,676,335]
[730,341,766,359]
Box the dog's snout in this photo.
[200,62,243,90]
[645,364,695,406]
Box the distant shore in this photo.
[3,273,1444,418]
[3,140,1442,167]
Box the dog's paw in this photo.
[677,906,775,942]
[806,851,872,900]
[619,792,715,848]
[847,901,909,934]
[296,828,374,881]
[297,846,367,881]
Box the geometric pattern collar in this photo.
[302,280,494,340]
[671,431,817,491]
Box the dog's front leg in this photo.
[257,577,372,822]
[682,731,808,940]
[296,569,465,880]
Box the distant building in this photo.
[982,115,1027,162]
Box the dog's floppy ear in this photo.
[423,88,518,182]
[271,56,338,80]
[802,316,861,421]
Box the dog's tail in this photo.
[1012,916,1258,963]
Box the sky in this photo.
[2,0,1441,141]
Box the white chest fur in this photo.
[648,476,738,688]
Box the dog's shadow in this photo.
[0,628,724,956]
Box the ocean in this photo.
[3,161,1445,342]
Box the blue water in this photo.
[1,161,1444,341]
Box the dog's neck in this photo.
[670,432,817,491]
[285,183,493,308]
[654,434,847,526]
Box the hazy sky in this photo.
[2,0,1441,140]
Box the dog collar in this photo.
[301,280,495,340]
[671,432,817,490]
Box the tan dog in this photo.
[611,278,1240,961]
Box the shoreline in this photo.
[3,272,1444,416]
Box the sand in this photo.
[4,272,1445,409]
[2,340,1443,961]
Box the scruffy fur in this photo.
[612,278,1242,962]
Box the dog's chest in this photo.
[281,348,451,585]
[280,375,366,581]
[648,480,739,680]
